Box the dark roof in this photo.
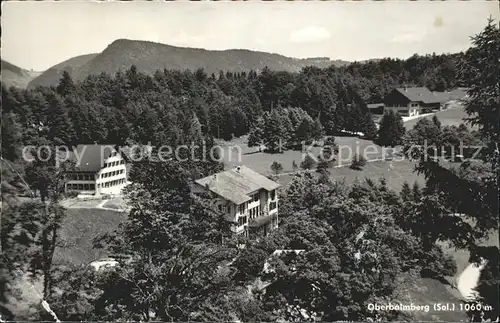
[195,165,281,205]
[69,144,119,172]
[394,87,441,104]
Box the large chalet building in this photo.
[65,144,128,196]
[192,166,280,237]
[383,87,441,117]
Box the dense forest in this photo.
[2,51,466,158]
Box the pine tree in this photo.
[295,117,314,145]
[270,161,284,175]
[300,154,316,170]
[232,107,249,137]
[377,110,405,147]
[105,109,130,145]
[248,117,264,150]
[432,115,441,129]
[363,113,378,140]
[69,100,107,144]
[312,117,325,141]
[188,112,203,144]
[45,93,75,146]
[350,153,367,170]
[401,181,412,202]
[56,71,77,97]
[263,110,286,153]
[322,136,339,159]
[412,182,422,201]
[1,112,23,161]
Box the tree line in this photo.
[2,51,467,162]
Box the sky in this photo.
[2,1,498,71]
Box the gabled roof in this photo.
[394,87,440,104]
[195,165,281,205]
[68,144,119,172]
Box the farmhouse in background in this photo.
[65,144,128,197]
[192,165,280,238]
[384,87,441,116]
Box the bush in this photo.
[300,155,316,170]
[350,153,367,170]
[270,161,283,175]
[233,247,269,282]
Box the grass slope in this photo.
[54,208,127,265]
[219,136,425,191]
[404,105,470,130]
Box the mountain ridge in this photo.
[1,60,43,89]
[28,39,349,88]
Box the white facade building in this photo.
[192,166,280,237]
[65,145,128,196]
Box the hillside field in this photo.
[54,208,127,265]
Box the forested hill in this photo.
[1,60,42,89]
[26,53,99,89]
[28,39,349,88]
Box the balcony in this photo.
[248,212,277,228]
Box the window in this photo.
[78,184,84,190]
[253,193,259,202]
[270,190,276,200]
[218,205,222,212]
[90,184,95,190]
[239,203,245,214]
[270,201,277,210]
[238,216,247,226]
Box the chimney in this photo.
[213,174,217,180]
[404,86,407,92]
[236,166,241,173]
